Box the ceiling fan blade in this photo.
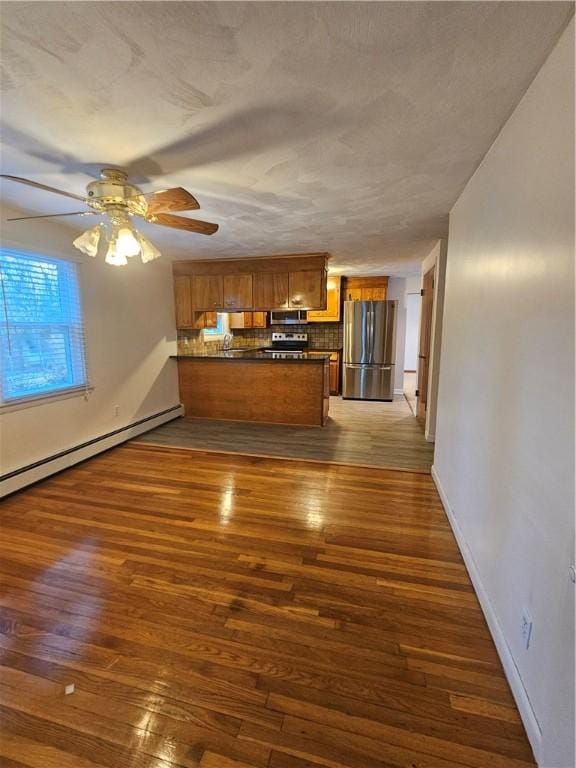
[149,213,218,236]
[0,174,86,202]
[6,211,96,222]
[145,187,200,214]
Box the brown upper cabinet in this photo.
[343,276,388,302]
[254,270,326,310]
[173,277,218,328]
[289,270,324,309]
[191,275,223,311]
[174,276,194,327]
[307,275,341,322]
[173,254,329,326]
[223,274,253,311]
[228,312,267,329]
[253,272,289,309]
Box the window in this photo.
[203,313,229,340]
[0,250,88,404]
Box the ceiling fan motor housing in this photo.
[86,169,147,216]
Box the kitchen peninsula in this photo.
[172,351,330,426]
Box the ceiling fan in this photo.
[1,168,219,266]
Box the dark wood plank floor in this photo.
[135,396,435,473]
[0,444,534,768]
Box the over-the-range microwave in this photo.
[269,310,308,325]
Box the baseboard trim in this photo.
[431,465,542,764]
[0,405,183,497]
[394,388,405,395]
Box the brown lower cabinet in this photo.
[329,354,340,395]
[177,358,329,426]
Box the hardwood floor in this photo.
[0,444,534,768]
[135,395,434,472]
[403,372,417,417]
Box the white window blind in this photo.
[0,250,88,404]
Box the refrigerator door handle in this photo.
[346,364,392,370]
[368,305,374,363]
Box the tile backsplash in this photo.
[177,321,343,355]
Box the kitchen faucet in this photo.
[222,333,233,351]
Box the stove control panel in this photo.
[271,332,308,343]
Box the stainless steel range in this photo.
[263,332,308,358]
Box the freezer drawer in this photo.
[342,364,394,401]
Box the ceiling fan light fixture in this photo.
[104,240,129,267]
[137,232,161,263]
[111,220,141,259]
[73,224,102,257]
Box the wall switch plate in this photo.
[521,609,533,650]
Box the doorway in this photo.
[403,291,421,415]
[416,266,435,425]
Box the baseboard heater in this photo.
[0,404,183,498]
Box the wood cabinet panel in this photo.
[253,273,289,309]
[174,276,193,328]
[191,275,223,310]
[178,359,329,426]
[307,275,341,322]
[345,287,363,301]
[289,270,324,309]
[228,311,268,329]
[252,312,267,328]
[223,274,253,311]
[344,277,388,302]
[329,360,339,395]
[189,311,217,329]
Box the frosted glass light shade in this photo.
[73,225,101,257]
[115,226,141,258]
[137,233,161,263]
[104,241,129,266]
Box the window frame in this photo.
[0,249,90,409]
[202,312,230,341]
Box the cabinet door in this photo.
[223,274,253,311]
[191,275,223,310]
[253,272,289,309]
[345,287,363,301]
[189,311,217,329]
[329,360,339,395]
[289,270,324,309]
[228,312,247,329]
[252,312,267,328]
[307,275,341,322]
[362,286,387,300]
[174,276,193,327]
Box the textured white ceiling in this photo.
[0,2,572,275]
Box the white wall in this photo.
[421,240,447,441]
[434,20,574,768]
[386,277,406,393]
[0,206,180,486]
[404,293,420,370]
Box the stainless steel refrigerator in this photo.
[343,300,397,401]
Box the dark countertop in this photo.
[171,350,331,363]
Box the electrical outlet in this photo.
[521,609,533,650]
[114,405,120,417]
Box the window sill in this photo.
[0,386,94,414]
